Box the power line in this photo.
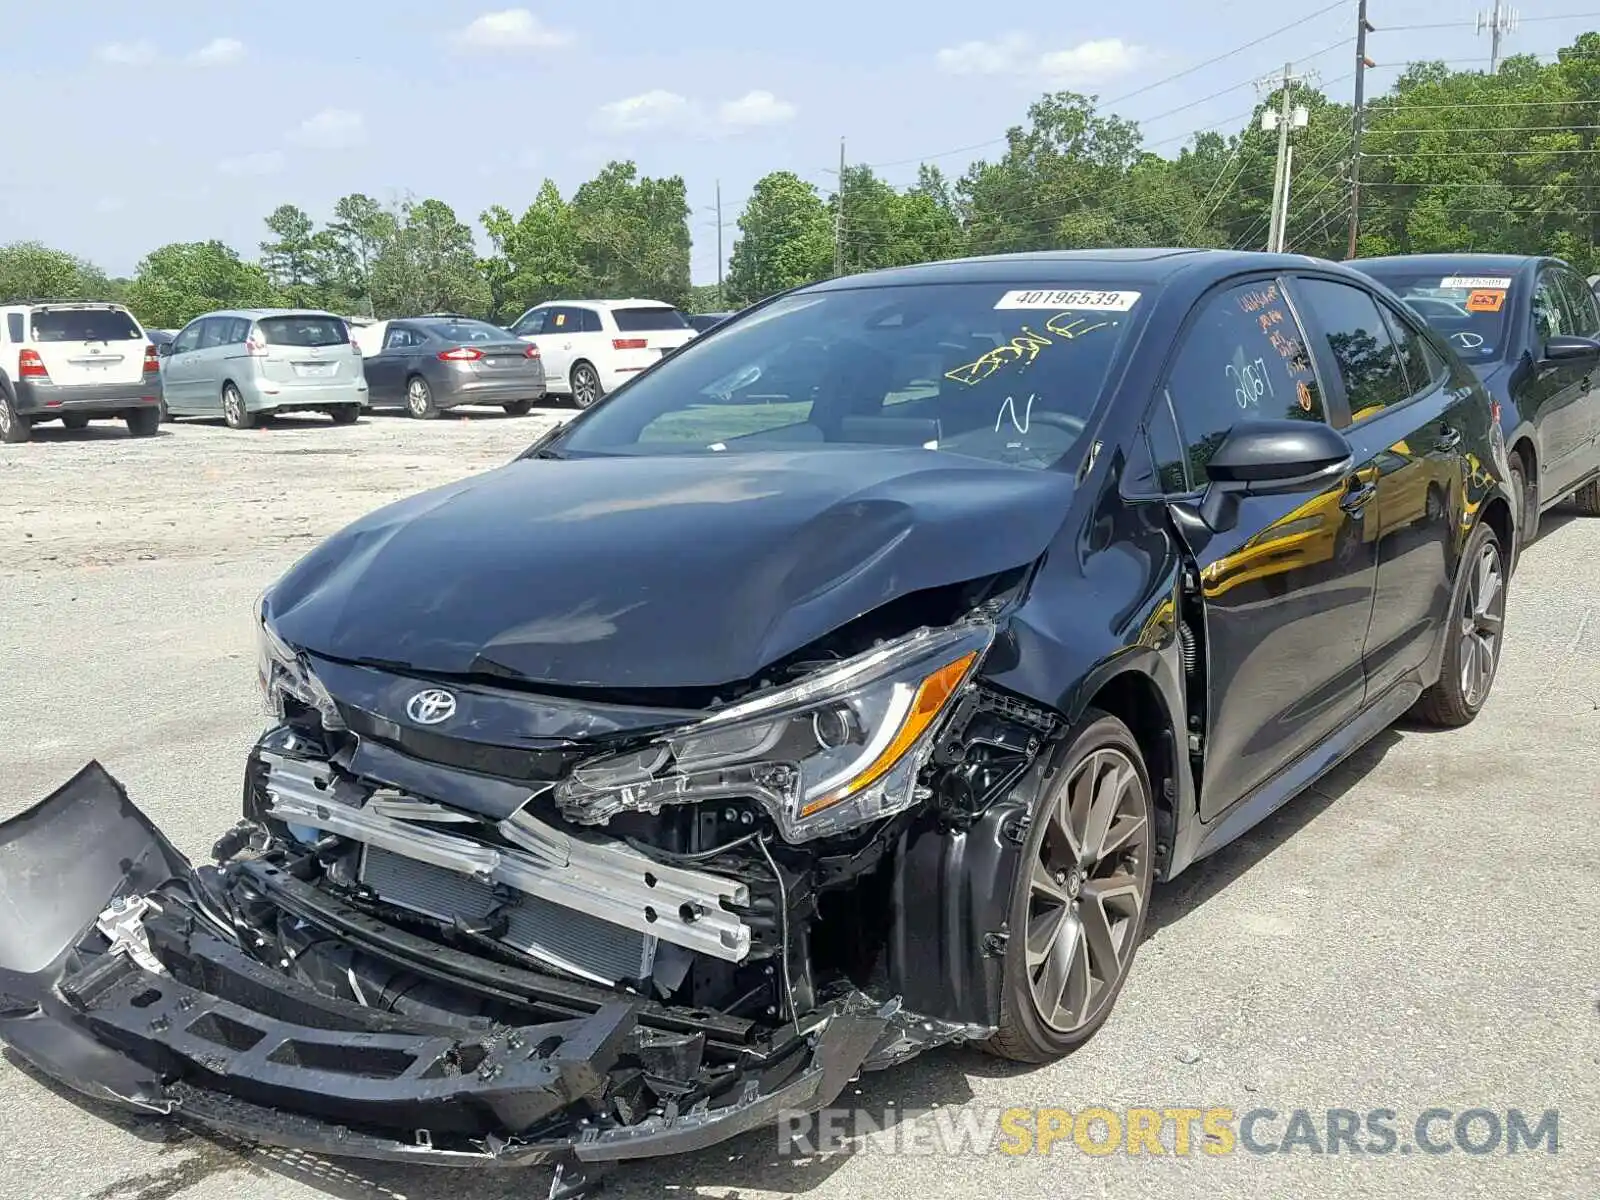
[1382,11,1600,30]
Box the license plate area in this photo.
[294,362,335,378]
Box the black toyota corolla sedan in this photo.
[1350,252,1600,557]
[0,250,1514,1196]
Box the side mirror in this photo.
[1540,333,1600,364]
[1199,419,1353,531]
[157,341,173,357]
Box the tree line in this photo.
[5,34,1600,329]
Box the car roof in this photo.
[535,298,675,310]
[200,308,342,319]
[3,299,132,309]
[798,248,1351,293]
[1351,252,1553,278]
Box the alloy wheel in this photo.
[1458,541,1504,708]
[1024,746,1150,1036]
[572,366,599,408]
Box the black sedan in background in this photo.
[687,311,732,332]
[360,316,547,418]
[0,250,1515,1191]
[1351,253,1600,556]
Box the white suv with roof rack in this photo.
[506,298,696,407]
[0,301,164,443]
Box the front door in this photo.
[162,319,205,412]
[1529,267,1593,496]
[1161,275,1381,820]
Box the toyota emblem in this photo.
[405,688,457,725]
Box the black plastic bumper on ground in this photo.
[0,761,893,1170]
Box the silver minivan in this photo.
[158,309,368,428]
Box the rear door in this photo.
[25,305,146,387]
[1160,275,1380,820]
[255,313,358,391]
[1288,274,1469,701]
[194,315,233,410]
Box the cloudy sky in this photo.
[1,1,1593,285]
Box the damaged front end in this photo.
[0,600,1060,1190]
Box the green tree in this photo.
[569,161,693,305]
[125,240,277,328]
[260,204,336,308]
[0,241,113,303]
[369,197,490,317]
[325,193,396,315]
[479,182,584,321]
[725,171,833,305]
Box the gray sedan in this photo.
[361,318,547,418]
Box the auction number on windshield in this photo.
[1227,353,1276,410]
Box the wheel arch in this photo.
[1077,670,1181,880]
[1479,493,1515,567]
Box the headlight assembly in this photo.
[554,621,995,843]
[255,591,344,730]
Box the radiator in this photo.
[358,845,656,986]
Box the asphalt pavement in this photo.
[1,412,1596,1200]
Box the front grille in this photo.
[358,845,654,986]
[341,708,582,782]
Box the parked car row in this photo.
[13,246,1599,1183]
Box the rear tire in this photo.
[1412,519,1506,728]
[62,414,90,430]
[125,407,161,438]
[0,390,30,444]
[503,398,534,416]
[569,362,602,409]
[1572,476,1600,516]
[222,384,255,430]
[330,404,360,425]
[405,376,438,420]
[986,711,1154,1063]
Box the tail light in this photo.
[245,333,268,356]
[18,349,48,379]
[142,343,160,373]
[439,346,483,362]
[612,338,647,351]
[524,344,541,359]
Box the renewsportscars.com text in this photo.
[776,1105,1560,1158]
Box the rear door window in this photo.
[258,315,349,346]
[6,314,23,342]
[612,306,689,332]
[28,307,142,342]
[1162,277,1327,475]
[580,308,603,333]
[1292,277,1411,423]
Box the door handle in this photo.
[1339,479,1378,514]
[1435,426,1463,452]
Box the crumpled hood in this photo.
[267,448,1074,691]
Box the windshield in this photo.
[1361,270,1514,363]
[30,308,142,342]
[552,281,1145,469]
[423,319,513,342]
[258,315,349,347]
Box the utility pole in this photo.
[1262,63,1311,254]
[1477,0,1520,73]
[1347,0,1376,259]
[715,180,724,308]
[833,137,846,277]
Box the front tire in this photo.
[222,384,256,430]
[125,407,161,438]
[503,398,534,416]
[1412,519,1506,728]
[405,376,438,419]
[569,362,602,409]
[1508,456,1536,564]
[986,711,1155,1063]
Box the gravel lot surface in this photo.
[1,411,1596,1200]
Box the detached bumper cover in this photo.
[0,763,910,1167]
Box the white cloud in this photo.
[189,37,245,66]
[218,151,285,177]
[594,90,697,134]
[288,108,366,149]
[936,34,1146,85]
[94,40,158,66]
[717,90,798,129]
[593,89,800,137]
[453,9,573,52]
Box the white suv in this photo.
[0,301,163,443]
[506,299,696,407]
